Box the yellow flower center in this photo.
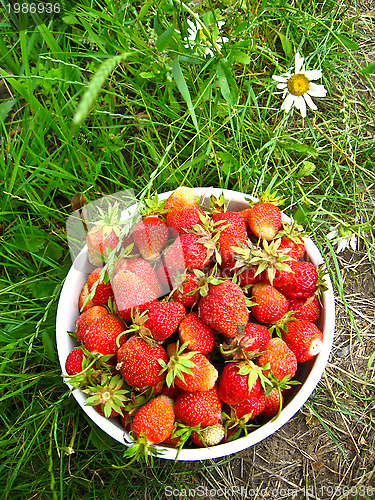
[287,74,310,96]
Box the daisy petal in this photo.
[295,52,304,73]
[337,239,347,253]
[350,235,357,251]
[304,92,318,111]
[327,230,338,240]
[295,95,307,117]
[281,93,295,113]
[272,75,288,83]
[307,82,327,97]
[187,19,197,31]
[303,69,322,80]
[276,83,287,90]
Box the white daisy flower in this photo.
[326,224,358,253]
[272,52,327,117]
[184,19,228,57]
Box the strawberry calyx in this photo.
[167,421,203,454]
[276,218,308,243]
[169,266,225,302]
[248,239,295,285]
[231,238,257,270]
[123,387,156,417]
[208,192,227,213]
[116,310,154,346]
[234,359,274,395]
[314,264,329,301]
[245,189,284,208]
[268,310,298,337]
[222,406,261,434]
[89,202,123,239]
[158,341,199,388]
[83,373,130,418]
[64,348,112,389]
[120,431,167,467]
[186,211,228,266]
[139,192,170,219]
[262,362,301,393]
[220,335,263,361]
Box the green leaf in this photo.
[278,32,293,58]
[231,51,251,65]
[0,99,16,123]
[335,33,359,51]
[170,56,199,133]
[362,61,375,74]
[88,425,115,450]
[42,329,56,362]
[155,25,175,51]
[293,206,307,223]
[296,160,316,178]
[278,140,318,157]
[216,59,238,106]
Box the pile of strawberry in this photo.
[64,187,327,460]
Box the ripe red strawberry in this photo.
[232,390,266,421]
[172,272,200,307]
[277,261,318,299]
[164,186,197,212]
[117,335,168,390]
[246,203,282,241]
[78,283,94,312]
[143,301,186,342]
[178,312,215,355]
[171,352,218,392]
[278,235,305,261]
[260,258,298,288]
[115,257,164,298]
[242,322,271,353]
[132,395,175,444]
[83,314,126,356]
[212,211,248,270]
[163,233,211,270]
[166,207,206,235]
[276,219,306,260]
[221,322,271,361]
[198,280,249,338]
[257,337,297,381]
[162,383,181,400]
[174,386,222,427]
[65,347,87,375]
[281,319,323,362]
[217,362,262,406]
[87,268,114,306]
[262,387,283,418]
[112,270,157,321]
[156,262,184,292]
[288,297,321,322]
[251,283,289,323]
[133,216,169,261]
[191,423,225,447]
[86,203,122,266]
[237,266,262,287]
[75,305,109,341]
